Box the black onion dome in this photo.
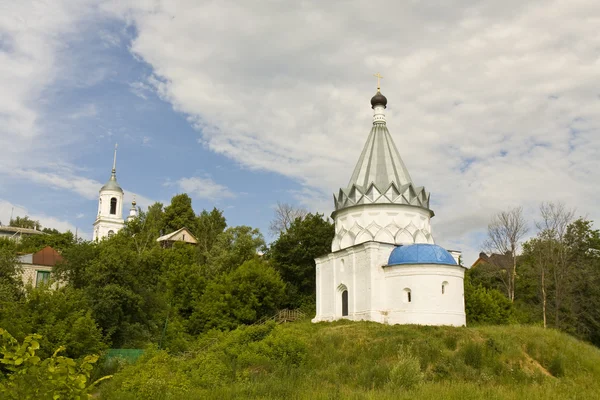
[370,91,388,108]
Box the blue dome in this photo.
[388,244,457,266]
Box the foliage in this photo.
[163,194,197,235]
[268,213,334,308]
[205,226,265,275]
[0,329,110,399]
[195,207,227,263]
[464,273,513,325]
[9,216,41,230]
[99,322,307,399]
[188,259,285,334]
[17,231,76,254]
[0,286,106,359]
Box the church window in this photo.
[404,288,412,303]
[108,230,115,238]
[341,290,349,316]
[110,197,117,215]
[442,281,448,294]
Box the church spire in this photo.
[332,79,431,215]
[112,143,118,174]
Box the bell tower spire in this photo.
[93,145,125,241]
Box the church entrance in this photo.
[341,290,348,316]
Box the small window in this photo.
[183,234,185,241]
[403,288,412,303]
[108,230,115,238]
[110,197,117,215]
[442,281,449,295]
[36,271,51,287]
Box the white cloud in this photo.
[172,176,234,201]
[102,0,600,264]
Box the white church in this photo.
[313,81,467,326]
[92,147,138,241]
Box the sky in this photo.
[1,0,599,265]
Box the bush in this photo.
[388,346,424,389]
[465,283,513,325]
[0,329,110,399]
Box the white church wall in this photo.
[332,204,434,252]
[383,264,466,326]
[313,243,466,327]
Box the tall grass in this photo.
[98,321,600,399]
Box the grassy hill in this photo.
[98,320,600,399]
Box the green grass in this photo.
[98,320,600,399]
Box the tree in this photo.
[17,231,76,254]
[188,259,285,333]
[268,202,308,236]
[268,213,334,308]
[124,202,164,255]
[564,218,600,345]
[533,202,574,329]
[482,207,528,302]
[9,216,41,230]
[206,226,265,275]
[163,194,197,235]
[0,241,22,302]
[195,207,227,262]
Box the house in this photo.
[18,246,63,287]
[156,227,198,248]
[0,225,46,243]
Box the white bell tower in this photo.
[93,144,125,241]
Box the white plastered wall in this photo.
[332,204,434,252]
[313,242,466,327]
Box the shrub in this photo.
[388,346,424,390]
[0,329,110,399]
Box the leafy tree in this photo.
[268,213,334,308]
[52,241,99,290]
[206,226,265,275]
[0,286,106,359]
[195,207,227,262]
[163,194,197,235]
[464,274,513,325]
[0,241,22,302]
[9,216,41,230]
[189,259,285,333]
[124,202,164,255]
[17,231,76,254]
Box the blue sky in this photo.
[1,1,599,264]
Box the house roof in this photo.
[0,226,46,236]
[19,246,63,266]
[156,227,198,244]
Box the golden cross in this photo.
[373,72,383,91]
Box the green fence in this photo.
[105,349,144,363]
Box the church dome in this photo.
[388,244,457,266]
[370,91,387,108]
[100,173,124,193]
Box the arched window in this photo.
[98,198,102,215]
[442,281,449,295]
[107,230,115,238]
[110,197,117,215]
[404,288,412,303]
[341,290,349,316]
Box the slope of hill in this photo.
[99,320,600,399]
